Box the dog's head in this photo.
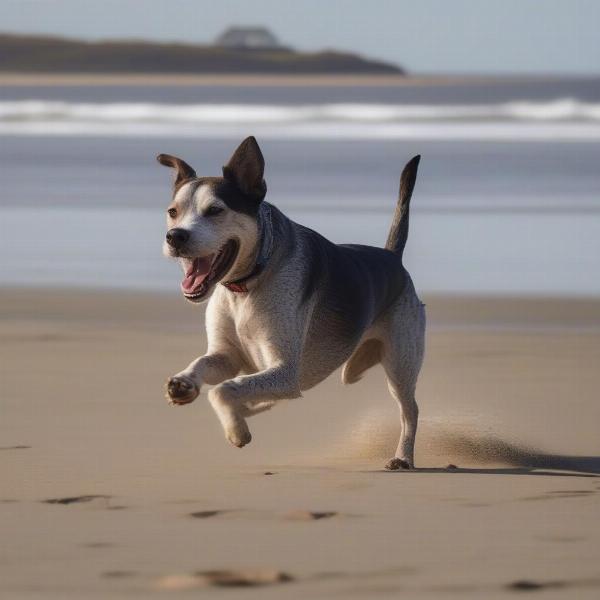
[157,136,266,303]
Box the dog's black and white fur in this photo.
[158,137,425,470]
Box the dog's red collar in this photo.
[223,281,248,293]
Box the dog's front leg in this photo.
[209,365,300,448]
[166,352,241,406]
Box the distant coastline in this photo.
[0,32,402,75]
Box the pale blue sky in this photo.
[3,0,599,74]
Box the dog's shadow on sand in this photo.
[383,434,600,477]
[392,464,600,478]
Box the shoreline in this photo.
[2,286,599,331]
[0,72,595,87]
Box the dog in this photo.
[157,137,425,470]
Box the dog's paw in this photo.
[225,421,252,448]
[385,457,413,471]
[166,375,199,406]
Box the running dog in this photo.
[158,137,425,469]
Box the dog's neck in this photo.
[223,203,273,293]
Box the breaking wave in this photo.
[2,98,600,140]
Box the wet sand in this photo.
[1,288,599,598]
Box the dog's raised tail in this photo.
[385,155,421,259]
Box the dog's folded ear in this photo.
[222,136,267,203]
[156,154,197,187]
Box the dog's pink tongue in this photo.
[182,256,213,292]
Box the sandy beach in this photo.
[1,288,599,598]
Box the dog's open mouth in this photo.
[180,239,239,302]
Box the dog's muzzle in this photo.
[166,228,190,251]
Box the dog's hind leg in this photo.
[341,339,383,384]
[380,294,425,470]
[383,375,419,470]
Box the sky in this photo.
[2,0,600,75]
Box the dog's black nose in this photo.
[166,228,190,249]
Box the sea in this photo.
[1,77,599,297]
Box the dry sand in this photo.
[1,288,599,598]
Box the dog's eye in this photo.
[167,208,177,218]
[204,205,224,217]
